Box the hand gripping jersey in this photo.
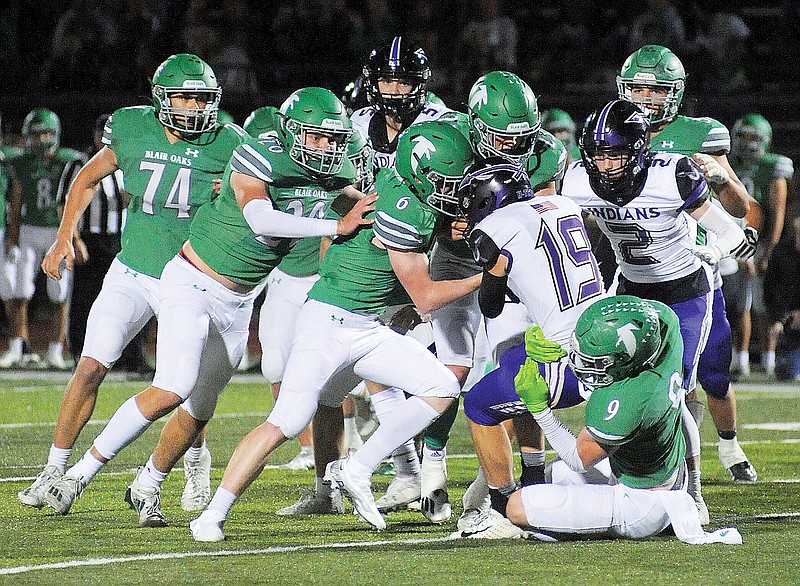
[351,100,451,170]
[189,135,355,288]
[470,195,604,347]
[106,106,246,277]
[6,147,86,228]
[309,167,437,314]
[584,301,686,489]
[561,152,711,286]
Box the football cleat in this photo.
[462,470,491,513]
[190,509,226,542]
[125,468,168,527]
[43,349,69,371]
[18,465,63,508]
[420,488,452,524]
[728,461,758,483]
[182,444,212,511]
[0,348,22,369]
[325,457,386,530]
[450,508,526,539]
[374,474,421,512]
[44,473,87,515]
[719,440,757,483]
[276,486,346,516]
[280,446,315,471]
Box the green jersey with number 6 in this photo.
[309,167,437,314]
[105,106,245,278]
[189,136,355,287]
[583,300,686,489]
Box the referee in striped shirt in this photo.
[65,114,149,372]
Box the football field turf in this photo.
[1,372,798,585]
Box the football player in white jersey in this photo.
[561,99,753,523]
[350,36,450,170]
[449,157,606,538]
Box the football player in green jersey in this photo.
[412,71,568,525]
[727,114,794,379]
[43,86,373,528]
[507,296,741,545]
[2,108,86,370]
[18,54,244,515]
[191,121,481,540]
[541,108,580,165]
[242,105,281,139]
[617,44,757,485]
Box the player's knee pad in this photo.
[260,347,287,384]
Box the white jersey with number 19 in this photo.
[472,195,605,348]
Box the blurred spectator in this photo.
[44,0,119,89]
[762,216,800,379]
[456,0,519,94]
[626,0,686,54]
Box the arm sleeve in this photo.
[242,198,338,238]
[478,269,508,319]
[695,203,748,258]
[532,408,587,473]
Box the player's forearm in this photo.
[532,408,587,473]
[694,203,747,258]
[715,179,749,219]
[242,198,338,238]
[57,179,101,241]
[411,274,482,315]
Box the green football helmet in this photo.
[541,108,576,150]
[395,120,475,216]
[438,110,472,142]
[617,45,686,126]
[568,295,663,387]
[347,127,375,192]
[731,113,772,160]
[467,71,540,164]
[243,105,281,138]
[22,108,60,154]
[151,53,221,134]
[279,87,353,176]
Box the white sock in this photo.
[764,351,776,371]
[738,351,749,370]
[422,444,446,461]
[138,455,168,489]
[48,341,64,355]
[343,416,363,452]
[92,396,152,460]
[47,445,72,472]
[9,337,22,355]
[369,386,407,423]
[351,397,440,472]
[185,441,206,466]
[393,442,420,477]
[206,486,238,519]
[681,401,702,459]
[67,450,105,482]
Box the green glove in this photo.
[514,357,550,413]
[524,325,566,363]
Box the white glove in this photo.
[684,242,723,265]
[693,153,730,187]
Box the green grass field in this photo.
[1,373,799,585]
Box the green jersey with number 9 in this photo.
[189,135,355,287]
[105,105,246,277]
[583,300,686,489]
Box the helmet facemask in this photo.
[369,74,428,121]
[617,76,684,126]
[472,117,540,164]
[284,118,352,176]
[153,85,221,134]
[425,170,464,217]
